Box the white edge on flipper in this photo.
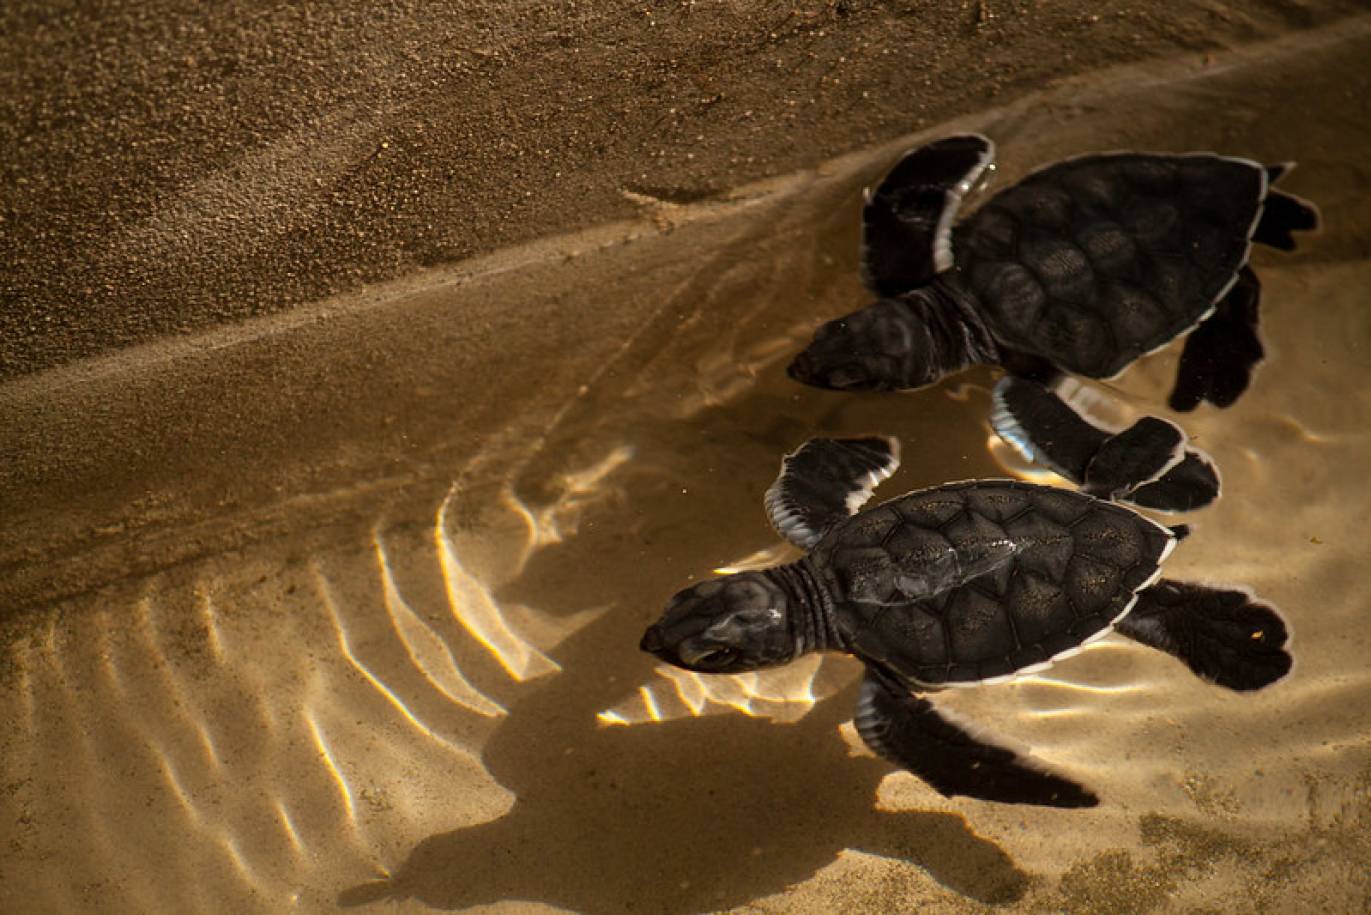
[933,135,997,273]
[1056,375,1223,511]
[1003,373,1195,482]
[1097,419,1189,490]
[1131,447,1223,515]
[763,436,902,551]
[1052,375,1124,431]
[859,134,997,289]
[845,437,903,513]
[762,488,825,550]
[991,375,1220,509]
[932,508,1179,690]
[989,376,1075,480]
[845,435,902,514]
[1175,578,1297,688]
[1137,430,1188,487]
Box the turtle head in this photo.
[787,294,976,392]
[640,572,795,673]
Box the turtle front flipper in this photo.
[991,376,1219,511]
[1168,266,1264,412]
[1116,580,1292,691]
[1125,455,1222,513]
[1081,416,1185,501]
[862,134,995,297]
[854,671,1098,808]
[764,436,900,549]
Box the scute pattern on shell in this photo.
[813,481,1172,687]
[953,154,1265,377]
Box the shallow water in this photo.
[3,20,1371,915]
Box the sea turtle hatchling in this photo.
[786,135,1318,506]
[640,437,1292,807]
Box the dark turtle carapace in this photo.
[790,135,1319,409]
[640,437,1292,807]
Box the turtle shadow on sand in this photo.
[338,175,1029,910]
[337,605,1030,913]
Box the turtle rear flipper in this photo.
[1116,580,1292,691]
[862,134,995,297]
[764,436,900,549]
[1254,189,1320,251]
[991,376,1219,511]
[1254,162,1320,252]
[1169,266,1264,412]
[854,672,1098,808]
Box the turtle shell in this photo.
[810,480,1174,687]
[950,153,1266,378]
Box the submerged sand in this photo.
[3,15,1371,915]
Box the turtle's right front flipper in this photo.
[991,376,1219,511]
[854,671,1098,808]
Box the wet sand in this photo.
[2,0,1367,380]
[4,16,1371,915]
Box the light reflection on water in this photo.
[4,20,1371,914]
[432,488,560,683]
[598,653,829,727]
[374,534,507,718]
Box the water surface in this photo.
[3,20,1370,914]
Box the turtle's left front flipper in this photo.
[862,134,995,297]
[854,671,1099,808]
[1116,580,1292,691]
[765,437,900,549]
[1080,415,1185,501]
[991,377,1219,511]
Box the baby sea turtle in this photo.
[787,136,1318,498]
[640,437,1291,807]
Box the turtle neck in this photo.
[766,559,843,658]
